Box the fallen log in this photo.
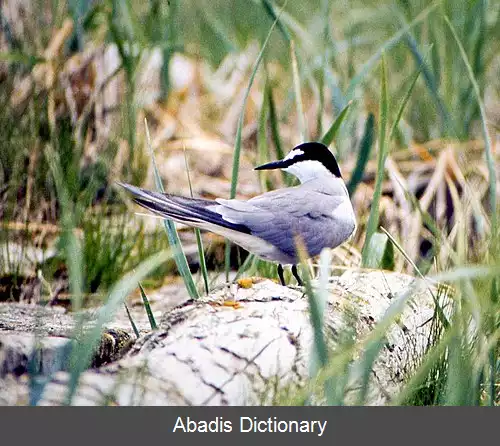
[0,270,443,405]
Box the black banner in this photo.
[0,406,495,445]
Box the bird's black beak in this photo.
[254,159,287,170]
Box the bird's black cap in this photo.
[254,142,342,178]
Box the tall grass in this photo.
[183,148,210,295]
[61,248,183,405]
[444,15,497,236]
[361,54,389,265]
[144,119,200,299]
[224,3,285,279]
[1,0,499,406]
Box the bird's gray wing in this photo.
[119,182,352,260]
[215,188,346,258]
[118,182,252,234]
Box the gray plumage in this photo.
[212,179,355,264]
[118,142,357,284]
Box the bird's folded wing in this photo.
[118,182,252,234]
[215,190,346,257]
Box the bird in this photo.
[118,141,356,286]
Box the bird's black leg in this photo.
[291,264,303,286]
[277,264,286,286]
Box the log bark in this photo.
[0,270,439,406]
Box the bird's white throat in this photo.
[284,160,338,183]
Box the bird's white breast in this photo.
[333,197,357,241]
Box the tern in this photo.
[118,141,356,286]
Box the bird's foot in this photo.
[291,264,303,287]
[277,264,286,286]
[276,264,304,288]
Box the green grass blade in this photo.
[316,0,331,138]
[380,228,424,280]
[395,180,460,267]
[144,119,199,299]
[355,338,385,405]
[138,281,157,330]
[290,40,307,141]
[320,100,353,148]
[316,66,325,138]
[317,249,336,405]
[28,342,73,406]
[380,226,449,329]
[64,248,186,405]
[389,66,422,141]
[346,1,439,100]
[68,0,85,50]
[266,83,292,186]
[44,145,83,312]
[193,229,209,295]
[124,303,140,338]
[347,113,375,196]
[391,329,453,405]
[108,0,138,156]
[295,238,334,404]
[488,277,499,406]
[225,2,287,280]
[228,4,286,199]
[235,253,256,280]
[403,35,454,137]
[363,232,395,270]
[300,266,330,399]
[362,55,389,266]
[267,84,285,160]
[160,0,178,100]
[258,80,270,192]
[183,148,210,295]
[261,0,291,42]
[0,51,44,66]
[288,272,427,406]
[443,327,472,405]
[430,264,500,286]
[444,15,497,236]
